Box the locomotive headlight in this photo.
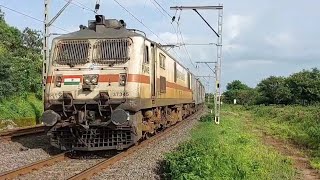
[55,75,62,87]
[91,75,98,85]
[84,77,91,84]
[83,74,99,85]
[91,78,97,84]
[56,81,61,87]
[119,73,127,86]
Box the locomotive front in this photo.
[42,15,144,151]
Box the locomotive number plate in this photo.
[112,91,129,97]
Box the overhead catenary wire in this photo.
[113,0,167,45]
[60,0,191,69]
[149,0,179,44]
[175,13,197,69]
[111,0,191,70]
[0,4,70,33]
[62,0,96,14]
[177,26,196,69]
[147,1,196,69]
[112,0,186,63]
[151,0,173,19]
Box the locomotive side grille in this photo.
[54,40,90,65]
[93,39,130,64]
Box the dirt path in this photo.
[225,109,320,179]
[239,110,320,180]
[261,132,320,180]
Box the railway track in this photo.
[0,108,204,180]
[68,108,204,180]
[0,125,46,142]
[0,152,68,179]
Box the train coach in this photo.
[41,15,205,151]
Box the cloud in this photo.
[224,15,253,42]
[226,59,275,70]
[265,32,295,49]
[223,14,254,54]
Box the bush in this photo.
[199,114,213,122]
[247,105,320,169]
[164,110,295,179]
[0,94,42,129]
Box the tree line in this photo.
[0,9,43,100]
[223,68,320,105]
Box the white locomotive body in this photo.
[42,15,205,151]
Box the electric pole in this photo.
[43,0,50,101]
[216,5,223,125]
[42,0,73,104]
[171,5,223,124]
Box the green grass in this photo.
[0,94,42,129]
[164,106,296,180]
[244,105,320,169]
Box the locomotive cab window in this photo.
[144,46,149,64]
[159,53,166,69]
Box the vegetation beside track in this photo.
[244,105,320,169]
[163,105,296,180]
[0,94,42,129]
[0,10,43,129]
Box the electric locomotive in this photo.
[41,15,205,151]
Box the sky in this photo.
[0,0,319,92]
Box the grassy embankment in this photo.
[164,105,296,180]
[245,105,320,169]
[0,94,42,129]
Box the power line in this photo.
[176,22,196,69]
[0,4,70,33]
[113,0,166,44]
[147,1,196,69]
[61,0,188,70]
[62,0,96,14]
[150,0,167,19]
[151,0,173,19]
[149,0,179,45]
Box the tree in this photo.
[223,80,254,104]
[0,56,15,99]
[0,20,23,54]
[286,68,320,105]
[0,13,42,100]
[257,76,292,105]
[0,8,4,21]
[22,27,42,53]
[237,88,260,105]
[226,80,250,91]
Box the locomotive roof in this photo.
[54,27,144,40]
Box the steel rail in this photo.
[0,125,46,141]
[0,152,68,179]
[68,108,204,180]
